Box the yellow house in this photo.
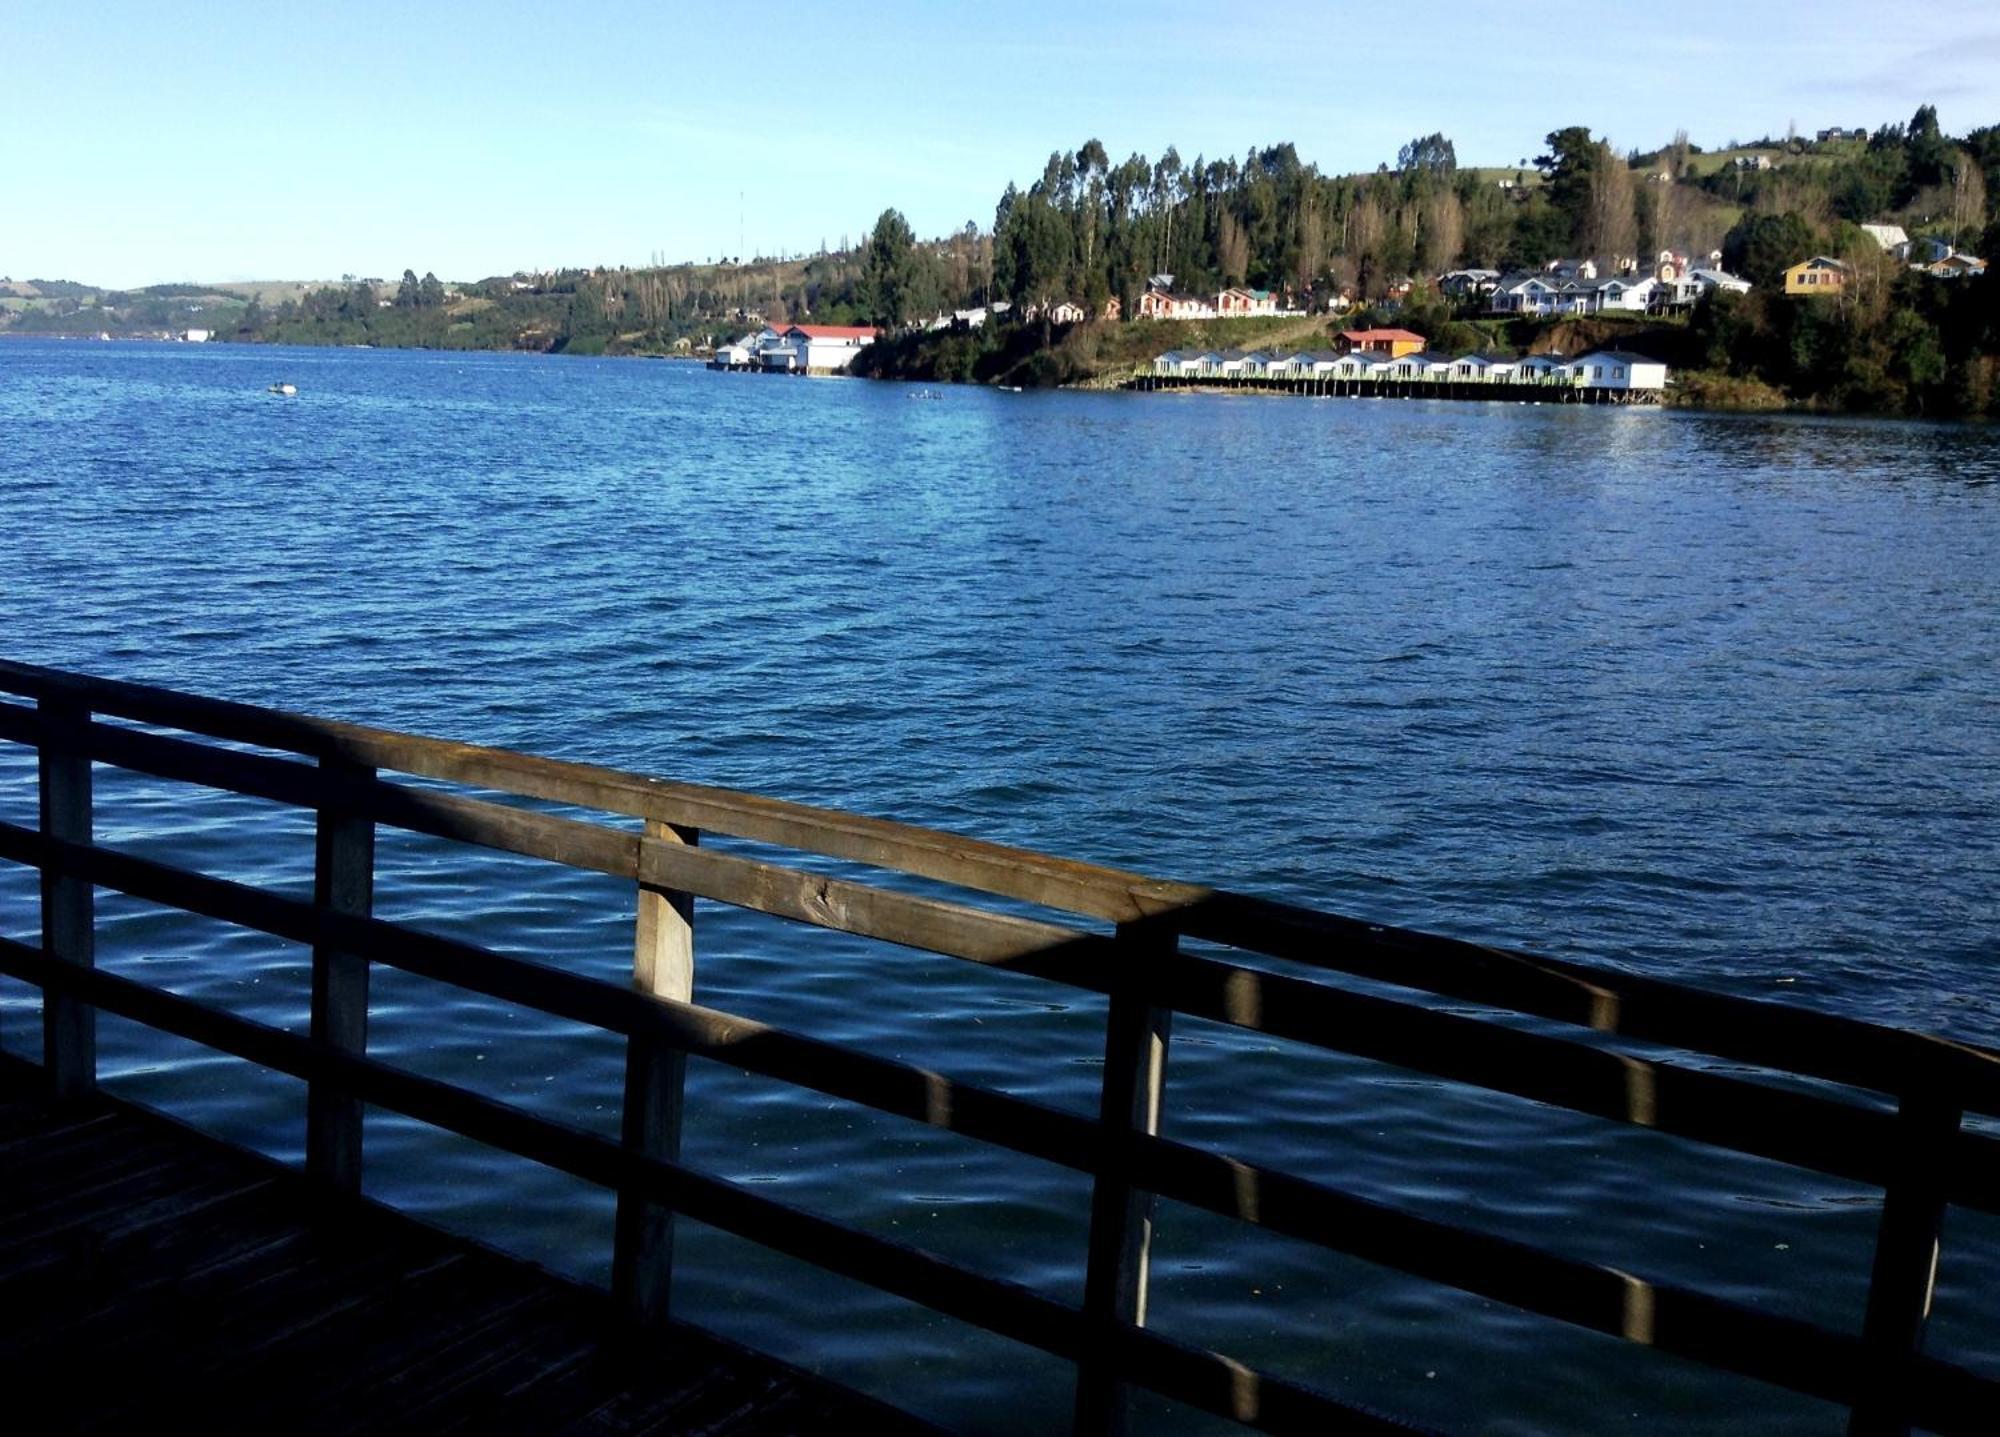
[1784,256,1850,296]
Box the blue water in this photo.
[2,339,1997,1433]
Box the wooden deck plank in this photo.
[0,1059,940,1436]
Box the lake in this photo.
[1,339,1996,1433]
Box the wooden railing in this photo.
[0,659,1996,1436]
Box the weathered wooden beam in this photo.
[1074,917,1175,1435]
[307,756,374,1191]
[614,819,695,1325]
[37,697,93,1101]
[1849,1088,1962,1437]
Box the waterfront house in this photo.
[758,324,878,373]
[1451,353,1518,382]
[1516,354,1570,383]
[1573,351,1668,390]
[1152,350,1201,377]
[1328,351,1392,381]
[1190,350,1227,376]
[1783,256,1850,296]
[1338,327,1425,358]
[1385,351,1452,381]
[711,336,757,369]
[1216,287,1278,316]
[1295,350,1341,376]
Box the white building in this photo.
[756,324,878,374]
[1859,223,1911,254]
[1570,351,1668,390]
[1661,268,1752,308]
[182,328,211,343]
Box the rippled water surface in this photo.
[2,340,1997,1433]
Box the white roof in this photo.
[1859,223,1909,249]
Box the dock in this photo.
[0,1055,934,1435]
[0,659,1995,1435]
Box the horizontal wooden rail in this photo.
[0,821,1103,1176]
[4,665,1998,1122]
[1173,892,2000,1120]
[0,710,1120,985]
[8,816,1995,1218]
[0,664,1186,922]
[0,935,1424,1437]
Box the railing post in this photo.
[307,756,375,1193]
[1074,916,1175,1435]
[1848,1085,1961,1437]
[38,696,95,1102]
[614,818,696,1325]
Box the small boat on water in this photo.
[268,382,297,396]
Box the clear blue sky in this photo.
[5,1,1998,288]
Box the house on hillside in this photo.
[1927,253,1988,279]
[1048,301,1087,325]
[1590,276,1659,312]
[1660,268,1752,308]
[1337,327,1425,358]
[1859,223,1910,255]
[1216,287,1278,316]
[1783,256,1851,296]
[1438,269,1501,299]
[1137,284,1215,320]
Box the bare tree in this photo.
[1585,142,1637,260]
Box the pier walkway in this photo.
[0,1054,932,1436]
[0,660,1996,1435]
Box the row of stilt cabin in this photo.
[1148,346,1668,392]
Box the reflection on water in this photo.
[1,341,1996,1433]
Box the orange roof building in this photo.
[1338,328,1426,357]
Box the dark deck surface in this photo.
[0,1057,938,1435]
